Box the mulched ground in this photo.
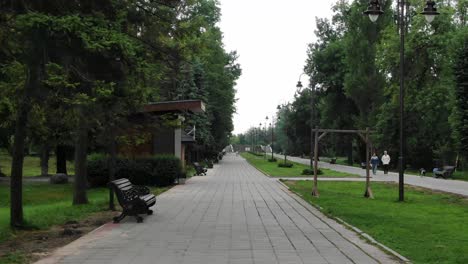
[0,210,118,263]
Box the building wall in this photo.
[152,127,175,155]
[118,128,153,158]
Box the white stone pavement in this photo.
[274,154,468,197]
[36,154,397,264]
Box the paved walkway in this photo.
[274,154,468,196]
[37,154,396,264]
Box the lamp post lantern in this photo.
[421,1,440,23]
[365,0,439,202]
[364,0,384,22]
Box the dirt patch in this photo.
[0,210,118,263]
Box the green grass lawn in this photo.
[284,180,468,264]
[0,150,75,177]
[241,152,358,178]
[0,183,170,243]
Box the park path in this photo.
[274,154,468,197]
[36,154,396,264]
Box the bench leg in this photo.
[113,212,126,223]
[136,216,143,223]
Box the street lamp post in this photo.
[258,122,262,155]
[269,114,280,161]
[263,116,268,159]
[296,77,327,172]
[365,0,439,202]
[296,74,315,170]
[251,127,254,152]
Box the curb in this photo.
[334,217,411,263]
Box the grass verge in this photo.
[0,151,75,177]
[283,180,468,264]
[0,182,170,263]
[241,152,358,178]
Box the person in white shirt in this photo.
[381,151,391,174]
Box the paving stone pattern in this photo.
[37,154,395,264]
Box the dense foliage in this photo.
[87,155,182,187]
[0,0,240,226]
[237,0,467,171]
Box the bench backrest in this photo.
[109,178,136,205]
[443,166,456,173]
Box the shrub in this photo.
[87,155,110,187]
[179,170,187,178]
[139,155,182,186]
[87,154,182,187]
[301,168,323,175]
[268,158,277,162]
[278,163,293,168]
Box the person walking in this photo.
[381,151,391,174]
[370,153,379,175]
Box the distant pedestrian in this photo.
[420,168,426,176]
[381,151,391,174]
[370,153,379,175]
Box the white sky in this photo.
[219,0,338,134]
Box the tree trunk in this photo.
[107,131,117,210]
[347,137,353,165]
[10,59,42,227]
[40,144,49,177]
[73,109,89,205]
[56,145,68,174]
[10,102,28,227]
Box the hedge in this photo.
[278,163,293,168]
[87,154,182,188]
[301,168,323,175]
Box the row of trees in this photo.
[237,0,467,170]
[0,0,240,227]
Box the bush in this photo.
[138,155,182,186]
[278,163,293,168]
[268,158,277,162]
[87,154,182,187]
[86,155,109,187]
[179,170,187,178]
[301,168,323,175]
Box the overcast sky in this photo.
[219,0,338,134]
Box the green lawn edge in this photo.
[241,152,359,178]
[0,183,171,243]
[283,180,468,264]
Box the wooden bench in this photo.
[193,162,207,176]
[108,178,156,223]
[433,166,456,179]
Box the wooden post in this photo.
[364,127,374,198]
[312,126,319,197]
